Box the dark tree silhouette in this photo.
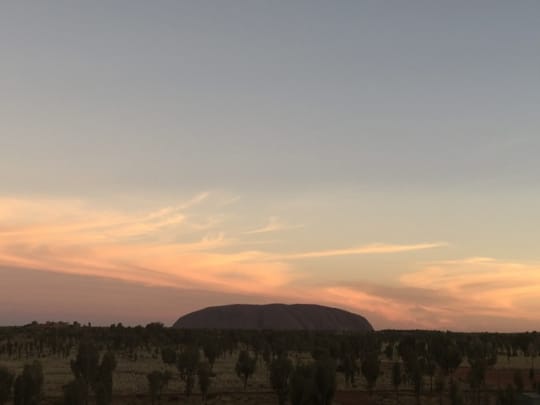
[94,351,117,405]
[497,384,515,405]
[449,380,463,405]
[314,354,337,405]
[68,342,116,405]
[528,339,538,381]
[270,355,293,405]
[202,340,219,370]
[63,378,87,405]
[513,369,524,393]
[70,341,99,404]
[411,357,425,405]
[435,371,445,405]
[384,343,394,360]
[431,335,462,378]
[197,361,212,404]
[290,363,317,405]
[177,345,199,397]
[392,362,402,403]
[289,355,336,405]
[147,370,171,405]
[0,366,14,405]
[339,353,358,387]
[13,361,43,405]
[160,346,177,366]
[361,350,380,395]
[235,350,256,390]
[467,338,497,405]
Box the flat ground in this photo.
[1,351,537,404]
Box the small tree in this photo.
[70,341,99,404]
[435,371,446,405]
[177,345,199,397]
[432,337,462,381]
[314,354,337,405]
[270,355,293,405]
[411,358,425,405]
[289,363,317,405]
[197,362,212,404]
[384,343,394,361]
[69,342,115,405]
[392,362,402,403]
[361,351,380,395]
[94,352,117,405]
[147,371,171,405]
[289,357,336,405]
[13,376,23,405]
[528,341,538,371]
[425,357,436,393]
[63,378,88,405]
[339,354,358,387]
[513,369,524,393]
[202,341,219,370]
[449,380,463,405]
[235,350,256,390]
[497,384,515,405]
[0,366,15,405]
[13,361,43,405]
[161,346,177,366]
[262,344,272,373]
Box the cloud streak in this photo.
[245,217,302,234]
[281,242,447,259]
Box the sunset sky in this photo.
[1,2,540,331]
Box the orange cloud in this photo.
[400,258,540,320]
[0,195,296,296]
[309,257,540,331]
[7,195,504,329]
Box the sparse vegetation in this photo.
[1,324,540,404]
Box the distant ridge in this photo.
[173,303,373,331]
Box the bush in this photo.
[0,366,15,405]
[13,361,43,405]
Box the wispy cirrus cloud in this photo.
[244,216,302,234]
[0,195,447,305]
[280,242,447,260]
[0,194,297,296]
[0,192,211,242]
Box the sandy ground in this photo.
[0,352,537,404]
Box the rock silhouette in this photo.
[173,304,373,331]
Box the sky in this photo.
[1,2,540,331]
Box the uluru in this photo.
[173,303,373,331]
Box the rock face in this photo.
[173,304,373,331]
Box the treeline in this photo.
[1,324,540,404]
